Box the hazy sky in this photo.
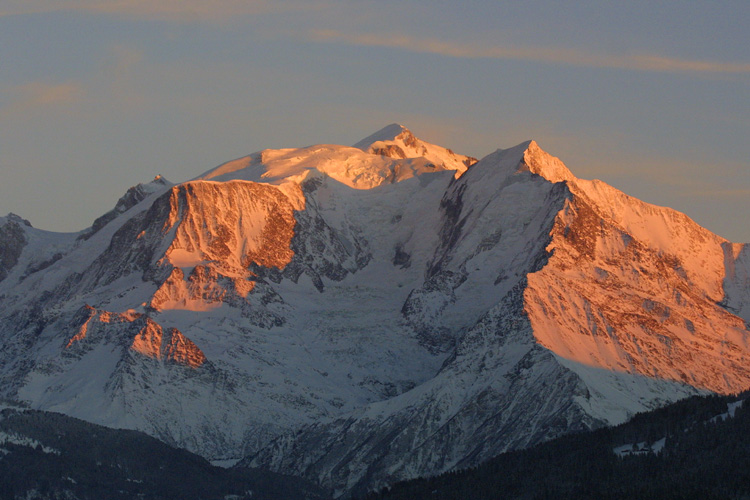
[1,1,748,241]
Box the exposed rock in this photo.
[0,216,28,283]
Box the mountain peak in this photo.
[354,123,477,174]
[518,140,575,183]
[465,140,575,187]
[3,213,32,228]
[352,123,411,150]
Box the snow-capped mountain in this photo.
[0,124,748,496]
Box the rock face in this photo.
[0,124,749,496]
[0,214,30,283]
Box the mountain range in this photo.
[1,124,748,496]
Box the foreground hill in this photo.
[362,392,750,500]
[0,402,327,500]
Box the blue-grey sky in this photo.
[1,1,748,241]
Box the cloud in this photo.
[310,30,750,75]
[1,44,145,118]
[0,0,328,22]
[684,188,750,198]
[3,81,84,112]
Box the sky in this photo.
[1,0,748,241]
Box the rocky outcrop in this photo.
[79,175,171,240]
[0,214,30,283]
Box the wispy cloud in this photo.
[684,188,750,198]
[0,0,328,22]
[3,81,84,112]
[310,30,750,75]
[1,44,146,117]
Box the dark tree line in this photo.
[0,408,327,500]
[362,392,750,500]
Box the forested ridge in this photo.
[363,392,750,500]
[0,406,327,500]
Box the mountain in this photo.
[0,401,327,500]
[0,124,748,497]
[244,138,750,496]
